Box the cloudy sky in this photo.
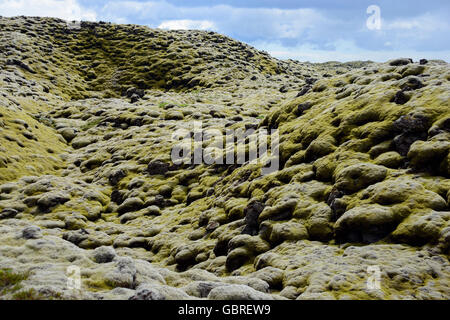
[1,0,449,62]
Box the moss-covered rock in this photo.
[334,163,388,193]
[335,204,406,243]
[392,210,450,246]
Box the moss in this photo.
[81,119,102,131]
[374,151,404,168]
[0,269,26,287]
[408,138,450,172]
[11,288,62,300]
[0,106,66,184]
[334,163,388,193]
[334,204,405,243]
[262,221,309,244]
[313,154,337,182]
[258,199,298,222]
[1,16,450,299]
[392,209,449,246]
[0,269,29,297]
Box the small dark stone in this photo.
[391,90,409,105]
[326,188,345,221]
[206,221,220,232]
[147,160,169,175]
[419,59,428,65]
[244,123,258,130]
[393,114,429,134]
[125,87,145,98]
[279,85,289,93]
[296,85,311,97]
[111,190,125,205]
[93,246,116,263]
[213,239,229,257]
[242,201,265,236]
[130,94,140,103]
[0,208,18,219]
[63,229,89,245]
[394,132,427,156]
[231,115,243,121]
[37,193,70,212]
[109,169,127,186]
[295,102,312,116]
[144,195,167,208]
[21,226,42,239]
[400,77,423,91]
[305,77,317,85]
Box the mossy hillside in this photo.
[254,60,450,246]
[0,97,66,184]
[2,79,448,298]
[0,16,314,100]
[0,16,449,300]
[133,59,449,286]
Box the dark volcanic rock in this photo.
[147,160,169,175]
[242,201,265,236]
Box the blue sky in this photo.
[1,0,449,62]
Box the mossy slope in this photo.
[0,17,449,300]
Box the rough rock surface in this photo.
[0,16,449,300]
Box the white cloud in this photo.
[253,40,450,63]
[98,1,327,40]
[1,0,448,62]
[385,13,449,32]
[158,19,216,31]
[94,2,450,61]
[0,0,97,21]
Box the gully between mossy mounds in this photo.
[0,16,449,300]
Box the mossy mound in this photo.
[0,16,322,100]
